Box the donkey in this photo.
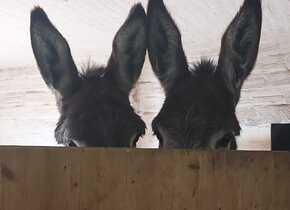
[147,0,262,149]
[30,4,147,147]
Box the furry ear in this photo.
[107,4,147,94]
[217,0,262,104]
[147,0,189,94]
[30,7,80,98]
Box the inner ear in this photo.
[215,134,237,150]
[30,7,81,98]
[147,0,189,94]
[217,0,262,103]
[130,134,139,148]
[107,3,147,94]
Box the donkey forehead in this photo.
[79,72,128,97]
[160,85,237,130]
[58,74,132,116]
[63,87,130,113]
[168,80,233,113]
[183,104,241,135]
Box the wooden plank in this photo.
[0,147,290,210]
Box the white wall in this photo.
[1,0,290,149]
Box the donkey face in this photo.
[30,4,147,147]
[148,0,262,149]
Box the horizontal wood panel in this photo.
[0,147,290,210]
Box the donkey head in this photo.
[30,4,147,147]
[148,0,262,149]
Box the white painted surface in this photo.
[1,0,289,149]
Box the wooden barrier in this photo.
[0,147,290,210]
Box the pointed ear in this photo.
[107,4,147,94]
[30,7,81,98]
[147,0,189,94]
[217,0,262,103]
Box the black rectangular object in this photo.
[271,124,290,151]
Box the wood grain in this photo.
[0,147,290,210]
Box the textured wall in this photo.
[1,0,289,149]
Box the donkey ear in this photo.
[217,0,262,103]
[30,7,81,98]
[147,0,189,94]
[107,4,147,94]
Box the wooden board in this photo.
[0,147,290,210]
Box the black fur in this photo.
[30,4,147,147]
[148,0,262,149]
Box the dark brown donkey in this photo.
[30,4,147,147]
[148,0,262,149]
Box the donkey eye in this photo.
[216,133,237,150]
[215,134,233,149]
[216,137,231,149]
[131,136,139,148]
